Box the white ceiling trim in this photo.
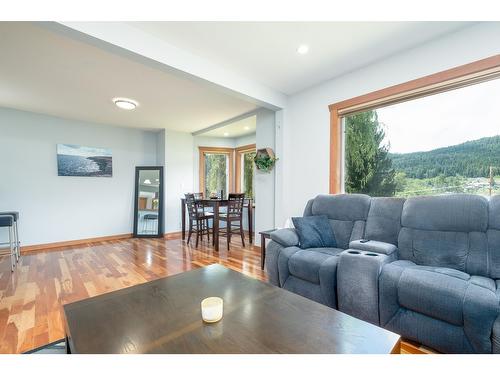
[56,22,287,110]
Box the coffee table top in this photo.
[63,264,400,354]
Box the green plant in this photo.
[254,154,278,172]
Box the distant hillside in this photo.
[389,135,500,179]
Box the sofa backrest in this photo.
[398,194,490,276]
[487,195,500,279]
[364,197,405,245]
[308,194,371,249]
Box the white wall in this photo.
[161,130,194,233]
[235,134,256,148]
[254,109,276,244]
[280,22,500,220]
[0,107,157,246]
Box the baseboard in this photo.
[14,233,134,255]
[164,231,182,240]
[0,230,251,256]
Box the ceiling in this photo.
[0,22,258,132]
[199,115,256,138]
[128,22,474,95]
[0,22,476,134]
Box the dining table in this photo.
[181,197,253,252]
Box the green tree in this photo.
[205,154,227,197]
[345,110,397,196]
[243,151,256,199]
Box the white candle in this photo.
[201,297,223,323]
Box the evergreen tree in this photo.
[345,110,397,196]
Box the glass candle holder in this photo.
[201,297,223,323]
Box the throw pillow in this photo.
[291,215,337,249]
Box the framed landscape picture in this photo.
[57,144,112,177]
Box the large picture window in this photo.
[343,77,500,197]
[199,144,256,198]
[329,55,500,195]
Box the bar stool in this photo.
[185,193,214,247]
[142,213,158,234]
[0,215,16,272]
[0,211,20,262]
[218,193,246,251]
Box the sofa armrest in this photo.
[349,239,397,255]
[270,228,299,248]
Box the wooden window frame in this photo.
[328,54,500,194]
[199,146,234,195]
[235,144,257,193]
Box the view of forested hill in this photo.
[389,135,500,178]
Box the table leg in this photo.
[214,201,220,252]
[181,198,186,240]
[248,200,253,244]
[260,233,266,270]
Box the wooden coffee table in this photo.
[63,264,400,354]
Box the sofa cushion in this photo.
[398,227,489,275]
[311,194,371,221]
[487,196,500,279]
[364,197,405,245]
[397,266,470,325]
[489,195,500,230]
[380,260,500,353]
[288,248,343,283]
[292,215,337,249]
[401,194,488,232]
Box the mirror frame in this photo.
[133,166,164,238]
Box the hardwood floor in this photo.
[0,235,265,354]
[0,235,429,354]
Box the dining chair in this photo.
[217,193,245,250]
[185,193,214,247]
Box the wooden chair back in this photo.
[185,193,202,219]
[227,193,245,217]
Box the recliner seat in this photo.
[271,194,371,308]
[379,195,500,353]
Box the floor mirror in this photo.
[133,166,164,238]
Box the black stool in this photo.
[0,211,20,262]
[142,213,158,234]
[0,215,16,272]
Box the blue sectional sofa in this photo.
[266,194,500,353]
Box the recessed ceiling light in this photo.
[223,132,229,137]
[244,126,250,130]
[113,98,138,110]
[297,45,309,55]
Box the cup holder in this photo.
[365,253,378,256]
[347,251,360,255]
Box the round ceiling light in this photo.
[297,45,309,55]
[223,132,229,137]
[113,98,138,110]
